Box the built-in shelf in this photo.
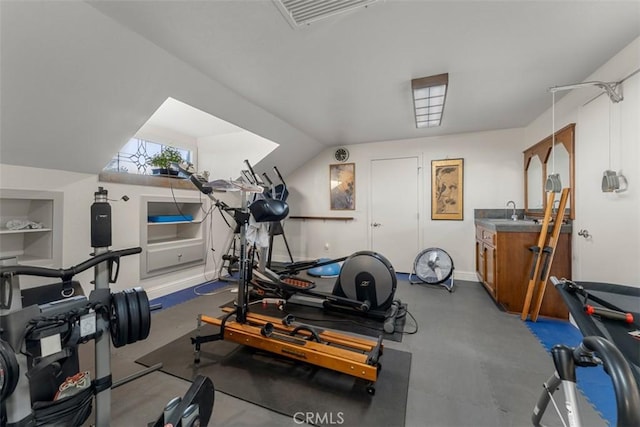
[0,189,63,267]
[0,228,53,235]
[140,196,207,278]
[99,171,198,190]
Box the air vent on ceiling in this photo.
[274,0,378,28]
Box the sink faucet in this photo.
[506,200,517,221]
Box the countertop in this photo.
[475,218,572,233]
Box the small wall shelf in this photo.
[0,189,63,267]
[140,196,207,278]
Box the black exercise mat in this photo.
[226,300,408,343]
[136,324,411,427]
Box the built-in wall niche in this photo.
[524,123,575,219]
[0,189,63,266]
[140,196,207,278]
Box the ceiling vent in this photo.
[274,0,379,28]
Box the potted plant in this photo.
[147,147,183,176]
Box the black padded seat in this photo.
[249,199,289,223]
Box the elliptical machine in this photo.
[238,162,400,322]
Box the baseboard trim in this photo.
[454,270,480,282]
[145,272,219,300]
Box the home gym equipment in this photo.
[521,191,556,321]
[530,277,640,426]
[528,188,570,321]
[0,187,206,426]
[253,251,399,321]
[551,277,640,389]
[408,247,455,292]
[520,188,571,322]
[185,164,384,394]
[258,164,294,269]
[531,335,640,427]
[150,375,215,427]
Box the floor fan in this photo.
[409,248,455,292]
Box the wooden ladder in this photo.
[529,188,570,322]
[521,191,556,321]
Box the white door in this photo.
[574,93,639,283]
[370,157,420,273]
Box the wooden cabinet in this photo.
[140,196,207,278]
[475,224,570,319]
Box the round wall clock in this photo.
[334,147,349,162]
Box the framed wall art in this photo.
[431,158,463,220]
[330,163,355,210]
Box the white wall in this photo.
[0,164,239,299]
[283,36,640,287]
[524,36,640,287]
[197,132,279,182]
[281,128,526,277]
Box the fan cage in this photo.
[411,247,454,285]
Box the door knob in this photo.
[371,222,381,227]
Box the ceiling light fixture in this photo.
[412,73,448,128]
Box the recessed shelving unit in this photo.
[140,196,207,278]
[0,189,63,266]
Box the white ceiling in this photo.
[145,97,245,138]
[90,0,640,145]
[1,1,639,176]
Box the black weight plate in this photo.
[133,287,151,341]
[124,288,140,345]
[110,291,129,348]
[0,339,19,402]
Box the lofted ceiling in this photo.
[88,0,640,143]
[1,1,639,176]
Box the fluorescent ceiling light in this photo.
[412,73,449,128]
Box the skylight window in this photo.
[412,73,449,128]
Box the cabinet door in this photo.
[475,239,485,282]
[484,244,496,297]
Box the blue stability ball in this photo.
[308,258,342,277]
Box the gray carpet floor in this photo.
[79,278,605,426]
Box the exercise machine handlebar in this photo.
[0,247,142,279]
[577,336,640,426]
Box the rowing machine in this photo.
[183,163,384,394]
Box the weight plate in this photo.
[110,291,129,348]
[134,287,151,341]
[0,339,19,402]
[124,288,140,345]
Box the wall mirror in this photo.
[524,123,575,219]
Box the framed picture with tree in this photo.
[432,158,463,220]
[330,163,355,210]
